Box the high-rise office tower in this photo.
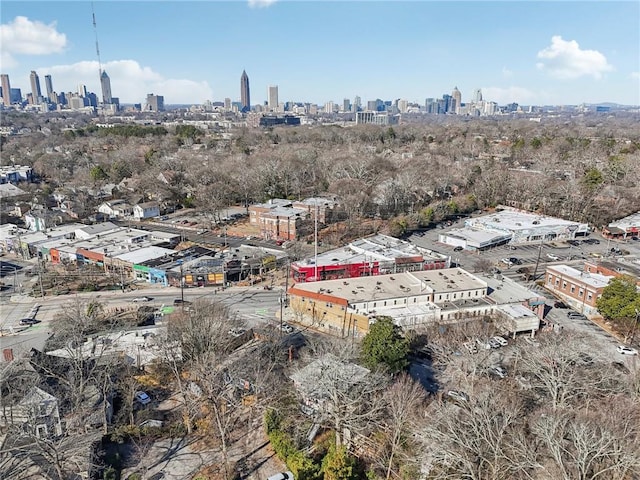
[100,70,112,104]
[44,75,53,98]
[268,85,278,110]
[0,74,11,106]
[30,71,42,103]
[452,86,462,114]
[78,84,88,97]
[240,70,250,112]
[145,93,164,112]
[352,95,361,112]
[473,88,483,104]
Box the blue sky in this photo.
[1,1,639,106]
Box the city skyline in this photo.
[1,1,639,106]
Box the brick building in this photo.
[545,264,614,317]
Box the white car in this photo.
[492,336,508,347]
[617,345,638,356]
[132,296,152,303]
[267,472,294,480]
[546,253,560,261]
[135,391,151,405]
[501,258,514,266]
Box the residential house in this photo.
[0,386,63,439]
[133,202,160,220]
[98,199,133,219]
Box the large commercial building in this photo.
[355,111,400,125]
[287,267,543,337]
[100,70,113,104]
[0,74,11,106]
[145,93,164,112]
[603,211,640,239]
[439,208,590,250]
[240,70,251,112]
[290,234,450,283]
[544,264,613,317]
[29,71,42,104]
[267,85,278,110]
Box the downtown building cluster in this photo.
[1,68,531,119]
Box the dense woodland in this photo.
[2,111,640,235]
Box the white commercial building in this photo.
[440,208,590,249]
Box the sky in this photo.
[1,1,639,106]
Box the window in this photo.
[562,281,567,289]
[570,286,575,293]
[555,278,560,286]
[453,293,457,299]
[468,291,471,297]
[394,300,397,305]
[438,295,442,301]
[373,302,376,308]
[384,301,387,306]
[587,292,593,301]
[578,289,584,297]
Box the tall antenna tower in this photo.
[91,2,102,76]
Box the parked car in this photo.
[132,296,152,303]
[267,472,294,480]
[509,257,522,265]
[488,365,508,379]
[567,311,587,320]
[617,345,638,356]
[135,391,151,405]
[554,301,568,309]
[19,318,40,326]
[501,258,514,266]
[488,338,502,349]
[491,336,508,347]
[453,246,464,252]
[508,245,517,250]
[475,338,491,350]
[583,238,600,244]
[281,323,294,334]
[546,253,560,261]
[567,240,581,247]
[173,299,192,306]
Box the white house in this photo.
[133,202,160,220]
[98,200,133,218]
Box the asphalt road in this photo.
[0,286,284,359]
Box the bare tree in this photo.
[379,374,427,480]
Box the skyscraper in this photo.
[240,70,250,112]
[44,75,53,98]
[451,86,462,114]
[473,88,483,104]
[100,70,112,104]
[268,85,278,111]
[0,74,11,106]
[30,71,42,104]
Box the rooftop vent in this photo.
[376,281,382,285]
[390,276,396,280]
[343,281,349,285]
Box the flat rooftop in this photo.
[466,210,587,232]
[547,264,613,289]
[609,211,640,229]
[478,273,542,304]
[294,234,447,268]
[496,303,538,319]
[442,227,511,245]
[290,268,486,304]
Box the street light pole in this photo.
[179,261,185,308]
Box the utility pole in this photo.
[314,200,318,281]
[179,261,185,309]
[531,237,544,283]
[37,255,45,298]
[280,258,290,337]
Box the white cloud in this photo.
[248,0,278,8]
[481,86,536,104]
[0,16,67,67]
[502,67,514,78]
[631,72,640,80]
[536,35,613,79]
[44,59,214,104]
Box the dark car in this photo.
[554,301,568,309]
[173,299,192,306]
[20,318,41,326]
[509,257,522,265]
[567,240,581,247]
[453,246,464,252]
